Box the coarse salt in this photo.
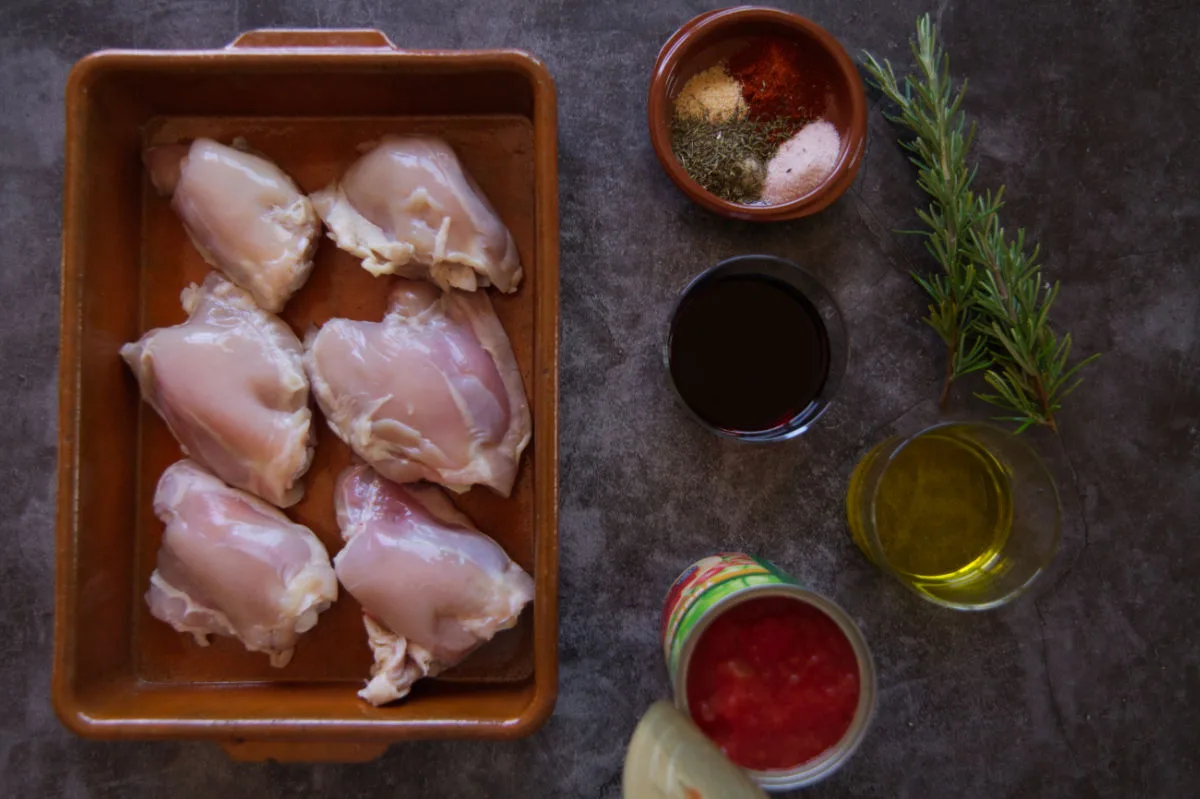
[761,120,841,205]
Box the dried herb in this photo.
[863,15,1099,432]
[671,113,792,203]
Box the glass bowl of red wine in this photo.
[666,255,847,441]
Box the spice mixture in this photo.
[670,37,841,205]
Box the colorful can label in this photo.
[660,552,799,678]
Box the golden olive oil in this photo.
[848,428,1013,584]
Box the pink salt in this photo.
[761,120,841,205]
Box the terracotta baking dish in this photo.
[55,29,559,761]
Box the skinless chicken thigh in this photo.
[311,135,523,293]
[147,460,337,668]
[121,273,314,507]
[304,279,531,497]
[333,465,534,705]
[146,138,319,313]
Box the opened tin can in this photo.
[660,553,877,791]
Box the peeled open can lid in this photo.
[623,700,767,799]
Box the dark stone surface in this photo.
[3,0,1198,796]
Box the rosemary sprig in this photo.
[967,207,1100,431]
[863,14,1098,432]
[862,16,991,406]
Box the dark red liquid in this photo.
[686,597,861,771]
[669,275,830,433]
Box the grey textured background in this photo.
[4,0,1198,796]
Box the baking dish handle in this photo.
[227,29,397,49]
[220,740,389,762]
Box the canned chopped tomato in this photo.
[660,553,876,791]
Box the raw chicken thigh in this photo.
[147,460,337,667]
[311,135,523,293]
[121,273,314,507]
[145,138,319,313]
[305,279,531,497]
[333,465,534,704]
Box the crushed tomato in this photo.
[685,596,860,771]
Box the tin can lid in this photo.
[623,701,767,799]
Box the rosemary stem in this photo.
[939,349,955,409]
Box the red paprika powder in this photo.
[728,38,828,130]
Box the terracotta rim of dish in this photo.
[647,6,868,221]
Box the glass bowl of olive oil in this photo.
[846,422,1061,610]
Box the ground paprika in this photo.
[727,38,828,131]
